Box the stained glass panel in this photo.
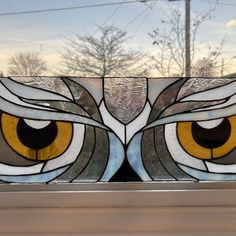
[0,77,235,183]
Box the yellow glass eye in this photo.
[177,115,236,160]
[1,113,73,161]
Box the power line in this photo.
[92,0,127,35]
[100,0,127,26]
[123,0,158,31]
[132,8,154,33]
[132,1,158,35]
[0,0,157,17]
[197,0,236,7]
[123,6,150,29]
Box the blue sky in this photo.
[1,0,236,75]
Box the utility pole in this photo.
[185,0,191,77]
[169,0,191,77]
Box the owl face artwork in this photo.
[0,76,235,183]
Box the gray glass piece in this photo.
[63,78,102,122]
[23,99,89,117]
[160,100,226,118]
[148,78,186,123]
[148,78,179,105]
[53,126,95,182]
[74,128,109,182]
[70,77,103,104]
[142,129,175,180]
[208,149,236,165]
[155,125,195,181]
[0,129,38,166]
[104,77,147,124]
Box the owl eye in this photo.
[0,77,115,184]
[1,113,73,161]
[177,115,236,159]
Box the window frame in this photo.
[0,182,235,235]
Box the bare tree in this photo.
[8,51,47,76]
[192,40,225,77]
[60,25,147,77]
[192,58,218,77]
[149,6,225,77]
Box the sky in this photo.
[1,0,236,76]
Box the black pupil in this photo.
[17,119,58,149]
[191,118,231,149]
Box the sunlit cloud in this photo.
[226,19,236,27]
[7,37,32,43]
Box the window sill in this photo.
[0,182,235,235]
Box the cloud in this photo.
[7,37,32,43]
[226,19,236,27]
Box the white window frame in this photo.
[0,182,236,235]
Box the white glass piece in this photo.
[43,123,85,172]
[196,118,224,129]
[165,123,207,171]
[126,102,151,144]
[0,82,53,110]
[1,77,70,101]
[178,164,236,181]
[100,101,125,143]
[205,162,236,173]
[0,97,107,130]
[0,166,68,183]
[24,119,51,129]
[0,163,43,175]
[145,103,236,129]
[194,93,236,112]
[148,78,179,104]
[9,77,73,100]
[100,132,125,181]
[181,80,236,102]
